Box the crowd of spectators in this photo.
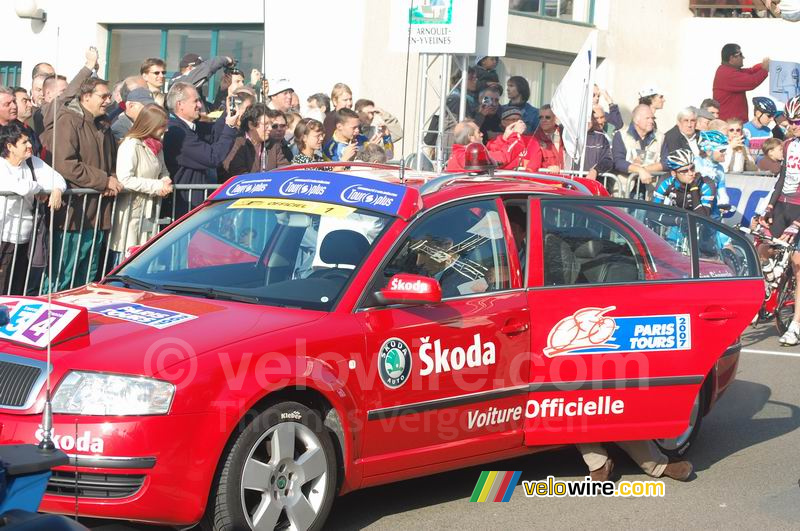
[0,41,798,295]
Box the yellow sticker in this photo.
[228,198,355,218]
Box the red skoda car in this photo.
[0,165,763,529]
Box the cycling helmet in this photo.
[752,96,777,115]
[698,130,729,153]
[666,148,694,170]
[785,96,800,121]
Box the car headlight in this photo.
[52,371,175,415]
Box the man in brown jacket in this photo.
[47,77,122,292]
[39,46,99,159]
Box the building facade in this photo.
[3,0,796,155]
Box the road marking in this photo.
[742,348,800,358]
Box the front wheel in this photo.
[654,385,705,458]
[205,401,337,531]
[775,268,796,335]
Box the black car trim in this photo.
[366,375,703,420]
[721,341,742,358]
[67,455,156,469]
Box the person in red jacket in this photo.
[712,43,769,122]
[485,107,528,169]
[521,104,564,172]
[444,119,526,172]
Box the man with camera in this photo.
[170,53,235,112]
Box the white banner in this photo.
[551,31,597,170]
[390,0,479,54]
[720,173,776,227]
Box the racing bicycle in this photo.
[738,218,797,334]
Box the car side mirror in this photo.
[374,274,442,306]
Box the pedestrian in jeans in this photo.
[0,123,65,294]
[109,104,173,266]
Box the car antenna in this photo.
[398,0,413,185]
[38,25,60,455]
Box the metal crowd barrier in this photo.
[0,184,221,297]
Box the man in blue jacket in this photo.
[164,82,237,218]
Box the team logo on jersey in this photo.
[378,337,412,389]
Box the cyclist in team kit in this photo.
[761,96,800,345]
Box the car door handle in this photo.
[699,309,737,321]
[500,321,529,335]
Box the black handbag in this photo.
[25,158,50,268]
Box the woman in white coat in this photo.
[0,122,65,294]
[110,104,173,265]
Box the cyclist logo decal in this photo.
[544,306,691,357]
[545,306,618,357]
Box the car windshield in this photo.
[113,200,391,311]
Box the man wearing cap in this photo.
[638,86,665,129]
[661,107,699,162]
[485,107,528,170]
[170,53,234,111]
[713,44,769,122]
[110,88,155,142]
[694,106,714,131]
[267,79,294,113]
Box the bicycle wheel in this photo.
[775,267,796,334]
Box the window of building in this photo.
[502,47,580,107]
[106,25,263,103]
[509,0,595,24]
[0,62,22,88]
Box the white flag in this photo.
[551,30,598,171]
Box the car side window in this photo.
[542,203,646,286]
[376,200,511,298]
[694,217,757,278]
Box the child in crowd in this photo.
[757,137,785,174]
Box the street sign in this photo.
[390,0,479,54]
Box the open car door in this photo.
[523,197,763,445]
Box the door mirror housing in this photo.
[375,274,442,306]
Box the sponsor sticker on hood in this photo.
[90,303,196,329]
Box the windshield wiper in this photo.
[160,284,261,304]
[105,274,159,291]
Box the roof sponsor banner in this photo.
[214,170,407,216]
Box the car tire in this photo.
[654,385,705,459]
[204,401,337,531]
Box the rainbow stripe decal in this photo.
[469,471,522,502]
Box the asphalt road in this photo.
[86,321,800,530]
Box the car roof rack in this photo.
[419,170,592,195]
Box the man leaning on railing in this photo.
[611,104,665,199]
[48,77,122,293]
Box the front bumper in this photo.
[0,411,227,526]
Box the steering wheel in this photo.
[306,268,352,281]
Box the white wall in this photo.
[2,0,265,89]
[4,0,797,151]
